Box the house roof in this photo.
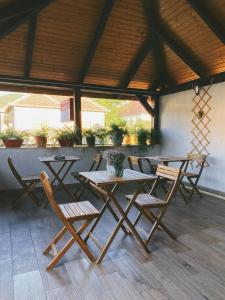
[0,0,224,97]
[119,101,148,117]
[0,93,108,112]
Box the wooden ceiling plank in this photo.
[0,0,54,40]
[187,0,225,45]
[142,0,207,78]
[77,0,115,83]
[24,15,37,79]
[120,37,153,88]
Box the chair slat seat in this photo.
[59,201,99,221]
[181,171,198,178]
[21,175,40,182]
[126,194,167,208]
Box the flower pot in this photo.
[3,140,23,148]
[58,139,74,147]
[138,136,147,146]
[111,133,124,146]
[123,135,131,145]
[35,136,47,147]
[86,136,95,147]
[130,134,138,145]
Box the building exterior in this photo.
[0,93,108,131]
[119,101,151,126]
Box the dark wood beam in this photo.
[73,89,82,144]
[142,0,207,78]
[77,0,115,83]
[120,38,153,88]
[187,0,225,45]
[160,71,225,95]
[0,0,54,40]
[0,75,157,96]
[151,94,160,144]
[24,15,37,79]
[136,94,155,116]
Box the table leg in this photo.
[96,183,150,264]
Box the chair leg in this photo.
[188,178,202,200]
[43,226,67,255]
[133,211,142,227]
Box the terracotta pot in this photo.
[3,140,23,148]
[58,139,74,147]
[35,136,47,147]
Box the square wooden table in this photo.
[38,156,80,202]
[142,155,192,169]
[79,169,156,263]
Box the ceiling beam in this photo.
[186,0,225,45]
[24,15,37,79]
[142,0,207,78]
[120,38,153,88]
[136,94,155,116]
[0,75,157,96]
[77,0,115,83]
[160,71,225,95]
[0,0,54,40]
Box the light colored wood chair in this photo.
[128,155,156,174]
[126,165,181,245]
[8,156,41,207]
[180,153,206,201]
[40,171,100,270]
[72,153,102,200]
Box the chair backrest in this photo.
[40,171,66,222]
[154,165,181,203]
[89,153,102,171]
[8,156,22,183]
[185,152,206,175]
[128,156,143,173]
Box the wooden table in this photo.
[38,156,80,201]
[142,155,191,169]
[79,169,156,263]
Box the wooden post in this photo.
[73,89,82,144]
[151,95,160,145]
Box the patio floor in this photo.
[1,187,225,300]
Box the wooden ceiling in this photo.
[0,0,224,97]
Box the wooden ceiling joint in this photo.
[136,94,155,116]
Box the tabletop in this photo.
[79,169,156,186]
[38,156,80,163]
[142,155,191,163]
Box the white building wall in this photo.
[160,81,225,192]
[82,111,105,128]
[14,107,61,130]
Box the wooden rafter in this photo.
[142,0,207,78]
[77,0,115,83]
[0,75,157,96]
[120,38,153,88]
[136,94,155,117]
[0,0,54,40]
[24,15,37,79]
[187,0,225,45]
[160,71,225,95]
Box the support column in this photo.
[151,95,160,144]
[73,89,82,144]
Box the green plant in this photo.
[0,129,28,141]
[103,149,126,176]
[95,128,108,145]
[137,128,150,146]
[83,129,96,146]
[108,123,128,137]
[53,126,79,146]
[33,126,49,138]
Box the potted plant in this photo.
[108,123,128,146]
[137,128,150,146]
[54,126,78,147]
[83,129,96,146]
[33,126,49,147]
[0,129,27,148]
[96,128,108,145]
[104,149,126,177]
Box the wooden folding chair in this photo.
[72,153,102,200]
[128,155,156,174]
[126,165,181,245]
[40,171,100,270]
[180,153,206,201]
[8,156,41,207]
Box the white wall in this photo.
[160,81,225,192]
[0,145,160,191]
[82,111,105,128]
